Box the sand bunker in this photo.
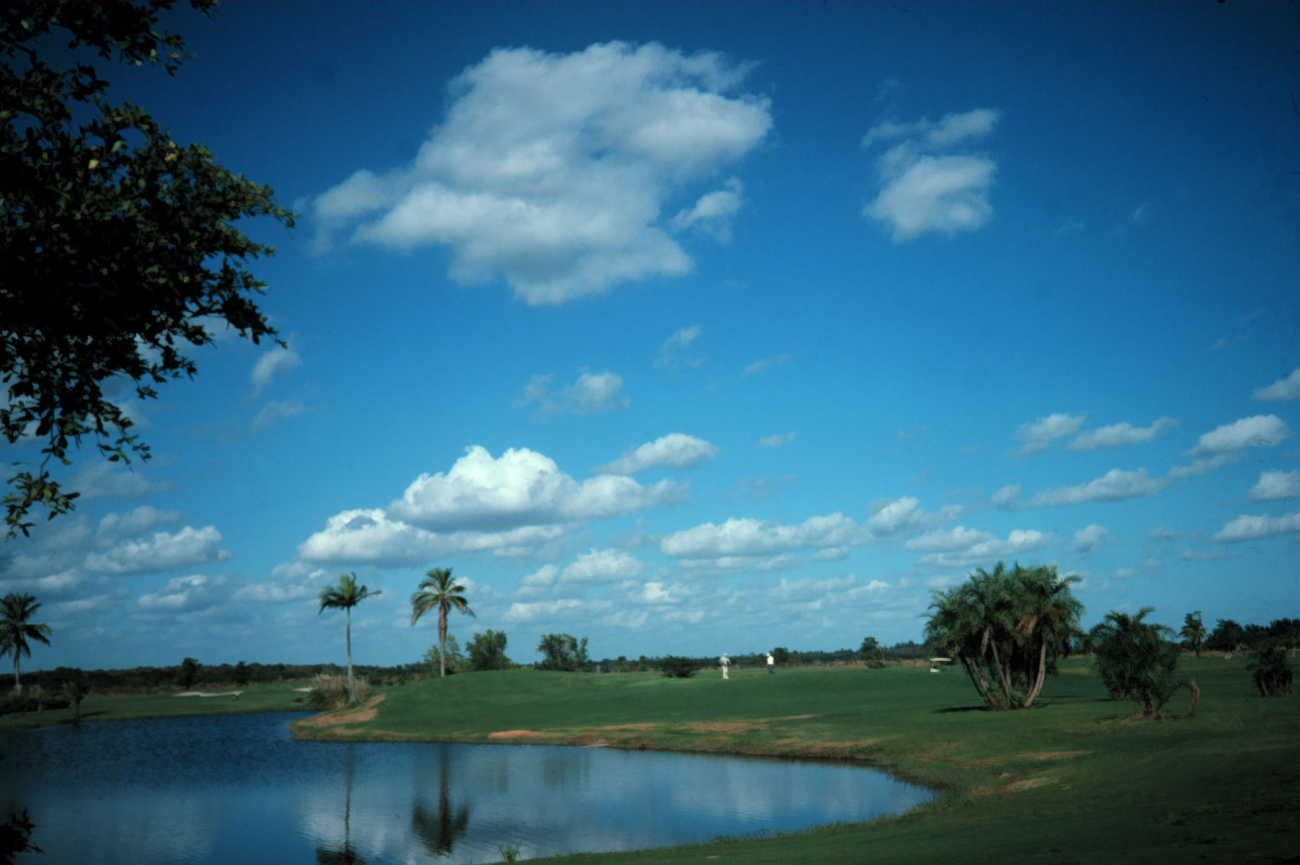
[173,691,243,698]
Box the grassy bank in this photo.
[292,657,1299,864]
[0,681,310,732]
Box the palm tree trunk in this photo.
[1023,639,1048,707]
[346,607,356,704]
[960,653,996,708]
[986,636,1014,702]
[13,657,20,695]
[439,609,448,678]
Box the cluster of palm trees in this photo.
[924,562,1083,710]
[318,567,474,704]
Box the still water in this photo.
[1,712,931,864]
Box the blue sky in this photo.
[5,2,1299,671]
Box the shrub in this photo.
[1090,607,1194,717]
[865,659,887,670]
[1250,644,1293,697]
[536,633,589,672]
[660,656,698,678]
[466,629,511,671]
[306,674,370,710]
[0,693,69,716]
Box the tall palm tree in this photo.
[318,573,380,704]
[411,568,475,678]
[0,593,51,695]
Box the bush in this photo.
[660,656,698,678]
[865,659,887,670]
[1250,644,1293,697]
[1090,608,1193,717]
[537,633,589,672]
[466,629,511,671]
[0,693,69,716]
[306,674,370,710]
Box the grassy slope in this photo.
[0,682,309,732]
[294,658,1300,865]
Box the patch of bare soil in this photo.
[687,721,762,733]
[1011,750,1089,761]
[1004,777,1052,793]
[295,694,385,728]
[488,729,551,740]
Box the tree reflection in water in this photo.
[315,743,366,865]
[411,759,470,858]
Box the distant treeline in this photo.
[27,660,428,694]
[592,640,932,673]
[1198,617,1299,653]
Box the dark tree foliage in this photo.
[859,636,884,661]
[0,808,42,865]
[178,656,199,688]
[535,633,588,672]
[770,646,791,665]
[1205,618,1246,653]
[1088,608,1193,718]
[465,629,510,672]
[925,562,1082,710]
[659,655,698,678]
[1,2,294,536]
[1249,644,1293,697]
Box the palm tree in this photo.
[1180,611,1207,658]
[411,568,475,678]
[62,679,91,722]
[0,593,52,695]
[318,573,380,704]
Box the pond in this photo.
[0,712,932,864]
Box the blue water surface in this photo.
[0,712,931,864]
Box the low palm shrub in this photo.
[1250,644,1293,697]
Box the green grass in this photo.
[0,682,309,732]
[293,658,1299,864]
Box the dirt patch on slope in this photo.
[295,694,385,728]
[488,729,552,740]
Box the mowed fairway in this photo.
[0,682,309,732]
[293,659,1300,864]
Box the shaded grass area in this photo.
[295,657,1299,864]
[0,682,309,732]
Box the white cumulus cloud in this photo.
[85,526,230,575]
[1071,524,1112,554]
[1185,414,1293,457]
[1014,412,1087,456]
[1251,367,1300,401]
[595,433,720,475]
[311,42,772,305]
[250,343,302,395]
[1249,469,1300,502]
[1211,510,1300,543]
[990,484,1022,511]
[864,497,962,539]
[862,108,1001,242]
[1069,417,1178,451]
[654,325,704,373]
[908,526,1055,569]
[670,178,744,242]
[561,549,645,585]
[388,445,684,532]
[757,432,796,449]
[516,370,629,418]
[1031,468,1169,507]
